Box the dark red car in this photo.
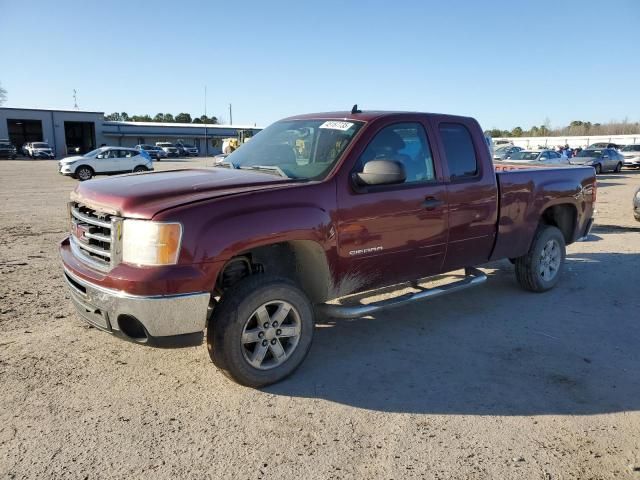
[60,110,596,387]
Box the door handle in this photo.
[422,197,444,210]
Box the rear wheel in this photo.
[133,165,147,173]
[614,162,622,173]
[514,225,566,292]
[76,166,93,181]
[207,275,314,387]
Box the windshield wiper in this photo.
[239,165,289,178]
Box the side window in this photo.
[540,152,549,160]
[357,122,435,183]
[439,123,478,179]
[120,150,133,158]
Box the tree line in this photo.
[104,112,219,124]
[486,119,640,138]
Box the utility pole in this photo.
[229,103,233,125]
[204,86,208,157]
[73,89,79,110]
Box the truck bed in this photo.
[490,164,596,261]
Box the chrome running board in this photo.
[317,267,487,319]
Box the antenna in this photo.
[351,104,362,114]
[73,89,79,110]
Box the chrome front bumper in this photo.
[63,267,210,343]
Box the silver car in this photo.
[506,149,569,165]
[621,144,640,168]
[493,145,524,161]
[569,148,624,174]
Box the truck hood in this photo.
[70,168,297,219]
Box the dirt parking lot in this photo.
[1,159,639,479]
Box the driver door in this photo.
[95,148,118,173]
[336,120,448,293]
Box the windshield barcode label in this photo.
[319,121,354,131]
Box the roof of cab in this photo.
[283,111,435,122]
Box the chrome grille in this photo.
[69,202,122,271]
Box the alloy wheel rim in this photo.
[79,169,90,180]
[539,239,561,281]
[241,300,302,370]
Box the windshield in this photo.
[622,145,640,152]
[84,148,106,157]
[33,143,49,148]
[223,119,364,180]
[577,149,602,158]
[509,151,540,160]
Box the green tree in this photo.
[153,113,164,122]
[529,126,540,136]
[105,112,121,121]
[0,82,7,105]
[192,117,203,123]
[163,113,174,123]
[175,113,192,123]
[511,127,523,137]
[120,112,130,121]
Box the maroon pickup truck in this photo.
[60,110,596,387]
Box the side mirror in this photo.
[355,159,406,186]
[96,154,104,159]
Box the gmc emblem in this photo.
[73,223,89,243]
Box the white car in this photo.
[505,149,570,165]
[155,142,180,158]
[175,141,199,156]
[58,147,153,181]
[621,144,640,168]
[26,142,55,159]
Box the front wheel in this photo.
[76,166,93,181]
[614,162,622,173]
[594,163,602,174]
[207,275,315,387]
[514,225,566,292]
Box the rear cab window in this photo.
[438,123,478,180]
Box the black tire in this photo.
[133,166,147,173]
[614,162,622,173]
[514,225,566,292]
[207,275,315,388]
[76,166,94,181]
[594,163,602,174]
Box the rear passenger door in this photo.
[431,118,499,271]
[116,149,136,171]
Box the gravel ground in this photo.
[1,159,639,479]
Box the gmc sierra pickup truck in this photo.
[60,109,596,387]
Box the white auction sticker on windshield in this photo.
[319,121,354,131]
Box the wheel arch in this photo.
[216,240,333,304]
[540,203,578,245]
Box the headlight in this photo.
[122,220,182,266]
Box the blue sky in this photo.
[1,0,638,130]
